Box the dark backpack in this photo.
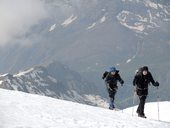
[135,67,143,76]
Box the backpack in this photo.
[135,67,143,76]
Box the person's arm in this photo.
[148,72,155,85]
[148,72,159,87]
[102,71,108,79]
[117,74,124,85]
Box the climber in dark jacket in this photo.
[133,66,159,118]
[102,67,124,109]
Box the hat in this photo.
[109,67,117,72]
[142,66,148,71]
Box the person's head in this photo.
[142,66,149,76]
[110,71,116,75]
[109,67,117,75]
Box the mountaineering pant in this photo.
[137,95,147,115]
[105,82,117,109]
[107,88,117,109]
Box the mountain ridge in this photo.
[0,61,105,106]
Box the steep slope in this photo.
[0,88,170,128]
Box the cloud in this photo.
[0,0,47,46]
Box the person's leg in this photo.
[138,96,147,117]
[109,97,115,109]
[108,90,116,109]
[136,90,141,114]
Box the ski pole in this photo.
[132,87,136,116]
[157,87,160,121]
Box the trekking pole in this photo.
[157,87,160,121]
[132,87,136,116]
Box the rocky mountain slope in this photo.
[0,61,105,106]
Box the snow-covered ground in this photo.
[49,24,56,32]
[61,15,77,27]
[124,101,170,122]
[0,89,170,128]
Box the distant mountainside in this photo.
[0,61,105,106]
[0,0,169,108]
[0,0,169,73]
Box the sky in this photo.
[0,88,170,128]
[0,0,47,46]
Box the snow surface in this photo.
[117,0,170,34]
[49,24,56,32]
[126,59,132,63]
[14,68,34,77]
[87,22,96,29]
[100,16,106,23]
[117,11,145,32]
[144,1,158,9]
[87,16,106,30]
[126,55,136,63]
[61,15,77,27]
[124,101,170,122]
[0,89,170,128]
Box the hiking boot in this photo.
[136,110,140,114]
[109,107,113,110]
[138,113,147,118]
[109,106,115,110]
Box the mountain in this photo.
[0,88,170,128]
[1,0,169,73]
[0,0,170,107]
[0,61,105,106]
[0,0,170,72]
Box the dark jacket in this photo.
[133,71,155,96]
[103,71,124,90]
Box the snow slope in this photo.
[124,101,170,122]
[0,89,170,128]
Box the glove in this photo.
[154,81,159,87]
[120,80,124,86]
